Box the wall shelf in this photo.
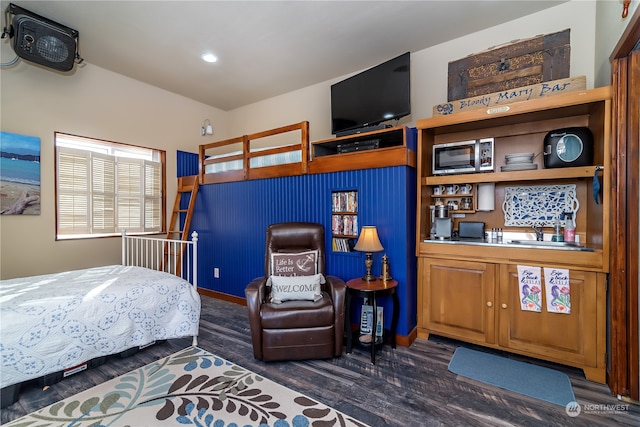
[309,126,416,174]
[331,190,358,253]
[422,165,600,186]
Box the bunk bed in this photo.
[0,232,200,408]
[199,121,309,184]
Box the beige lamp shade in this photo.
[354,226,383,282]
[354,226,383,252]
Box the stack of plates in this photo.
[501,152,538,171]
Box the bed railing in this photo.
[121,230,198,287]
[199,121,309,184]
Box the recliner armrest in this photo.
[246,276,268,306]
[245,276,268,360]
[324,275,346,355]
[324,275,346,306]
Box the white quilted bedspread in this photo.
[0,265,201,389]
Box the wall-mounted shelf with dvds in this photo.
[331,190,358,252]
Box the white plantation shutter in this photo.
[91,153,116,233]
[55,134,164,238]
[57,148,90,233]
[144,160,162,231]
[116,158,143,231]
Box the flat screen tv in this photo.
[331,52,410,136]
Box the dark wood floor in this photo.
[2,295,639,426]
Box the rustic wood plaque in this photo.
[447,29,570,102]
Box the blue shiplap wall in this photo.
[177,150,199,177]
[177,152,417,337]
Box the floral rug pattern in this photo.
[6,347,369,427]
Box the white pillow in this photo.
[268,273,325,304]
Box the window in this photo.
[55,133,165,239]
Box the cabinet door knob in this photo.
[501,303,508,309]
[486,301,493,307]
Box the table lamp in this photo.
[354,226,384,282]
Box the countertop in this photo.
[423,236,595,252]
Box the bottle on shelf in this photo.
[563,212,575,242]
[552,216,564,242]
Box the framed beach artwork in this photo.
[0,131,41,215]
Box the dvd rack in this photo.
[331,190,358,253]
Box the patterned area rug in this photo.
[6,347,369,427]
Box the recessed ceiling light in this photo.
[201,53,218,63]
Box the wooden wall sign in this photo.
[433,76,586,116]
[447,29,571,102]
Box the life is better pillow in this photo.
[268,273,325,304]
[270,250,318,277]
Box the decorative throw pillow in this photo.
[268,273,325,304]
[270,250,318,277]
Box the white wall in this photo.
[228,1,600,139]
[0,60,226,279]
[595,0,640,87]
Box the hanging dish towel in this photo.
[544,267,571,314]
[517,265,542,312]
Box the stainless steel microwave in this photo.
[432,138,494,175]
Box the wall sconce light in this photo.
[354,226,384,282]
[201,119,213,136]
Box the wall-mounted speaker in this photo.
[8,3,79,72]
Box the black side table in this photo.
[345,277,399,364]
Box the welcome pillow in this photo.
[270,250,318,277]
[268,273,325,304]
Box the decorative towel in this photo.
[517,265,542,312]
[544,267,571,314]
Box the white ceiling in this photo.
[2,1,567,111]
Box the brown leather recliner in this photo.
[245,222,346,361]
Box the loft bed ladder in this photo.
[164,175,199,275]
